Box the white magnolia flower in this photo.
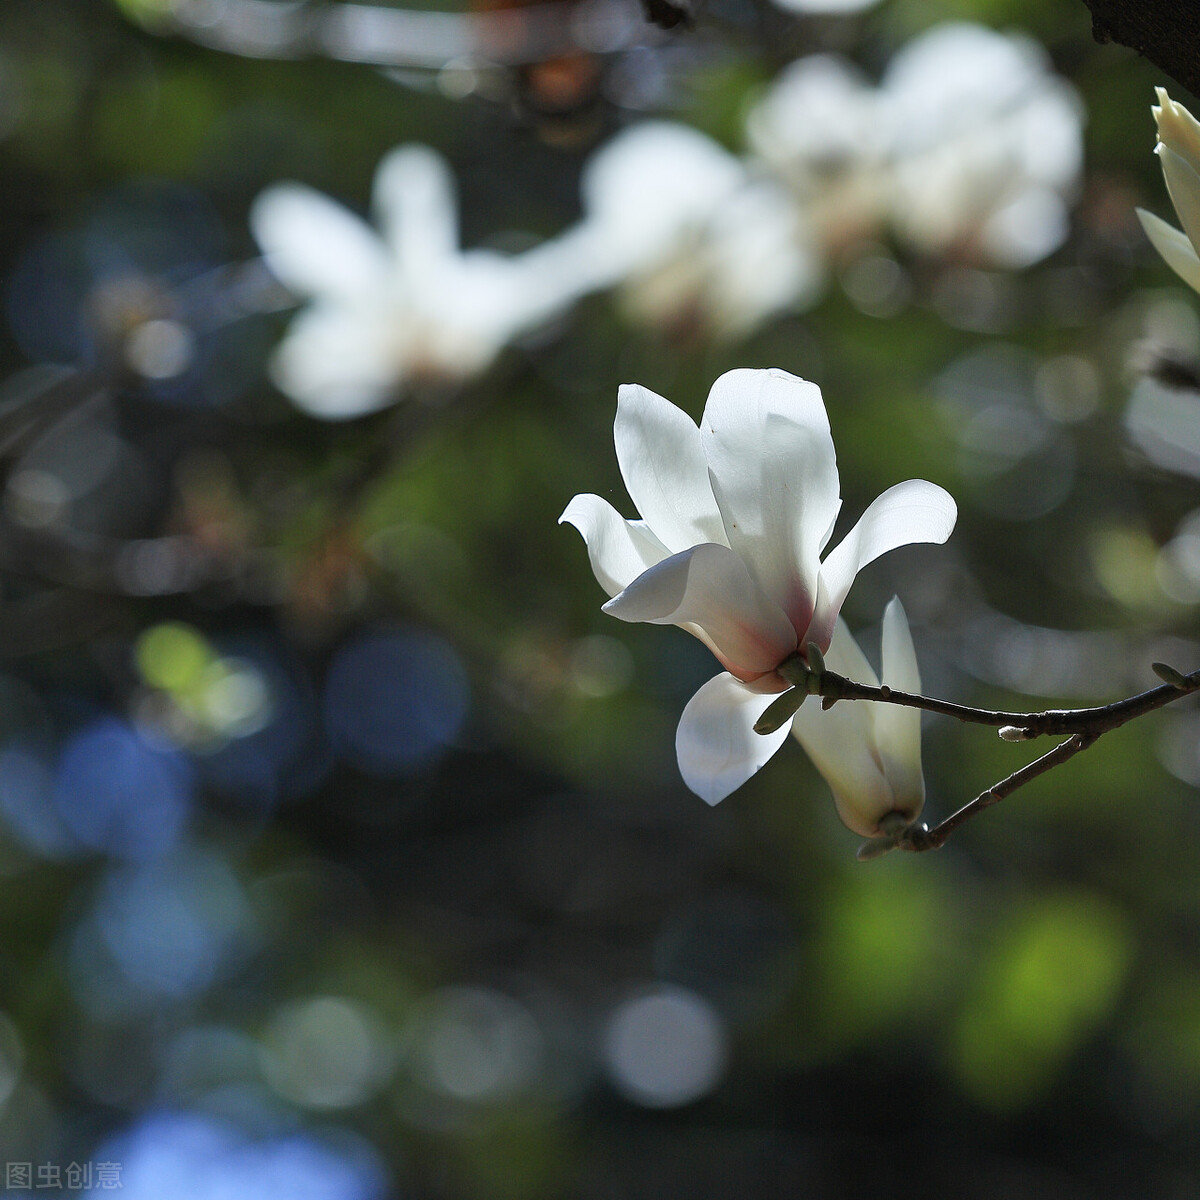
[791,598,924,837]
[560,368,956,812]
[566,123,819,338]
[573,122,747,286]
[745,55,889,255]
[770,0,881,13]
[746,23,1083,270]
[251,145,587,419]
[881,23,1082,268]
[1137,88,1200,293]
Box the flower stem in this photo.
[895,732,1098,853]
[797,658,1200,738]
[773,653,1200,855]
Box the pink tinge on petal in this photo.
[677,622,793,688]
[602,543,797,678]
[783,577,817,649]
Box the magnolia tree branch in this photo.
[883,732,1099,858]
[764,653,1200,857]
[1082,0,1200,102]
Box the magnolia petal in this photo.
[250,185,390,301]
[373,145,460,285]
[820,615,879,688]
[1158,143,1200,266]
[701,368,840,638]
[614,384,726,553]
[790,690,894,838]
[602,543,796,676]
[676,673,793,804]
[811,479,956,648]
[559,494,670,599]
[1137,209,1200,293]
[872,597,925,814]
[268,303,399,419]
[579,122,745,281]
[1154,89,1200,196]
[1156,90,1200,254]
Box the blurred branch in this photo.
[1082,0,1200,100]
[0,518,240,596]
[152,0,651,69]
[0,588,127,657]
[772,654,1200,856]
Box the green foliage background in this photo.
[0,0,1196,1195]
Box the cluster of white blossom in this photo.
[244,0,1200,843]
[562,367,956,841]
[559,85,1200,843]
[251,21,1083,420]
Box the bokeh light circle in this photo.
[323,628,469,776]
[603,984,727,1108]
[260,996,392,1110]
[52,718,193,860]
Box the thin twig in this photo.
[895,732,1098,854]
[770,653,1198,856]
[776,654,1200,738]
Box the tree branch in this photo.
[884,732,1098,857]
[773,654,1200,739]
[769,653,1199,857]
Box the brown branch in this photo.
[1082,0,1200,102]
[888,732,1099,856]
[773,654,1200,739]
[769,653,1199,857]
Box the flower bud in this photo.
[1137,89,1200,293]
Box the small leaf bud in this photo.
[998,725,1033,741]
[1152,661,1191,689]
[856,837,898,861]
[754,686,806,735]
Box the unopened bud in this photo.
[998,725,1032,741]
[754,686,806,735]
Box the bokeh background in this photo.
[0,0,1197,1195]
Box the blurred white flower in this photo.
[251,145,587,419]
[770,0,881,12]
[560,368,956,809]
[574,123,745,284]
[566,123,820,338]
[882,23,1082,268]
[747,23,1084,270]
[1137,88,1200,293]
[746,55,888,255]
[791,598,924,838]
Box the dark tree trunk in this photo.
[1082,0,1200,101]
